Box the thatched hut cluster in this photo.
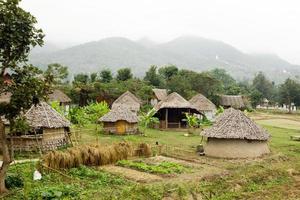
[4,102,71,152]
[99,106,139,135]
[219,95,245,109]
[112,91,141,113]
[154,92,200,130]
[201,108,270,158]
[189,93,216,120]
[151,89,168,106]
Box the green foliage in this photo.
[278,78,300,111]
[252,72,275,100]
[28,185,80,200]
[11,116,30,134]
[139,108,159,132]
[117,160,186,174]
[44,63,69,85]
[73,73,89,85]
[5,174,23,189]
[144,65,163,87]
[50,100,64,115]
[185,113,200,128]
[158,65,179,80]
[68,102,109,126]
[100,69,113,83]
[68,165,127,186]
[216,106,224,115]
[83,102,109,123]
[116,68,133,81]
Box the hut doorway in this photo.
[116,121,126,134]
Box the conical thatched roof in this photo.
[189,94,216,112]
[219,95,245,109]
[25,102,71,128]
[112,91,141,112]
[201,108,269,141]
[154,92,197,111]
[48,89,71,103]
[99,106,138,123]
[152,89,168,101]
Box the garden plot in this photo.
[100,156,225,184]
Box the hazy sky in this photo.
[21,0,300,64]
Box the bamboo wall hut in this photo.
[112,91,141,113]
[99,106,138,135]
[219,95,245,109]
[201,108,270,158]
[48,89,71,110]
[189,93,216,120]
[154,92,200,130]
[4,102,71,152]
[150,89,168,106]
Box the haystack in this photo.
[99,106,139,135]
[189,93,216,120]
[201,108,270,158]
[112,91,141,113]
[219,95,245,109]
[153,92,200,129]
[151,89,168,106]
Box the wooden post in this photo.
[165,108,168,129]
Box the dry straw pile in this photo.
[42,142,152,169]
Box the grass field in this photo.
[2,111,300,199]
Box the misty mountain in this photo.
[29,36,300,82]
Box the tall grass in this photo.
[42,142,152,169]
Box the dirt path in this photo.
[100,165,163,183]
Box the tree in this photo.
[100,69,113,83]
[139,108,159,135]
[278,78,300,113]
[116,68,133,81]
[90,72,98,83]
[0,0,47,193]
[252,72,274,101]
[144,65,163,87]
[158,65,178,80]
[73,73,89,85]
[44,63,69,85]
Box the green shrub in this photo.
[28,185,80,200]
[5,174,24,189]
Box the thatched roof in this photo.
[25,102,70,128]
[152,89,168,101]
[201,108,269,141]
[219,95,245,109]
[99,106,138,123]
[154,92,197,111]
[189,94,216,112]
[0,92,11,104]
[112,91,141,112]
[48,89,71,103]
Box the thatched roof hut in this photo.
[152,89,167,101]
[112,91,141,113]
[201,108,270,158]
[99,107,138,135]
[25,102,70,128]
[189,94,216,120]
[48,89,71,105]
[154,92,199,129]
[219,95,245,109]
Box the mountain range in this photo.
[29,36,300,83]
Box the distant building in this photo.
[201,108,270,158]
[48,89,72,110]
[219,95,245,109]
[189,93,216,120]
[150,89,168,106]
[99,106,138,135]
[112,91,141,113]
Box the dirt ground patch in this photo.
[146,155,202,168]
[100,165,163,183]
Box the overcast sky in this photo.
[21,0,300,64]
